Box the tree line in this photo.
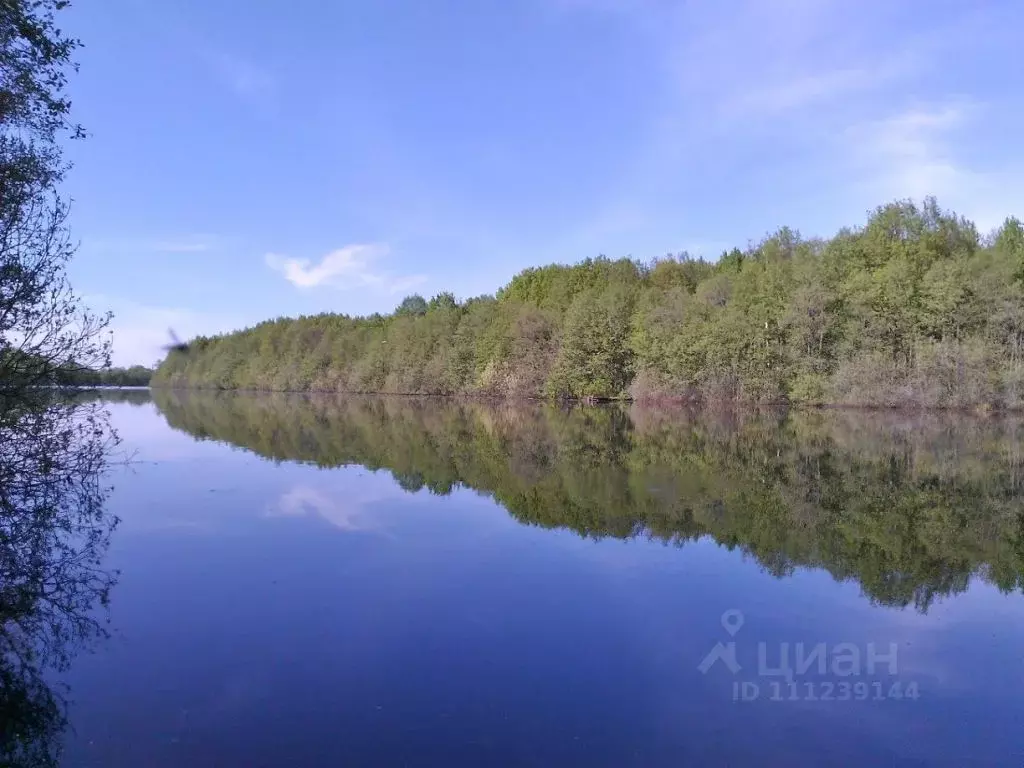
[154,199,1024,409]
[153,390,1024,611]
[55,364,153,387]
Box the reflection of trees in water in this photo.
[154,390,1024,612]
[0,397,119,768]
[64,388,153,408]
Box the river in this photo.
[52,390,1024,766]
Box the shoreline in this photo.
[146,384,1024,416]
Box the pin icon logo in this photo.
[721,609,744,637]
[697,609,745,675]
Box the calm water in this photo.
[51,391,1024,766]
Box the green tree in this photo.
[395,294,428,317]
[153,199,1024,410]
[993,217,1024,282]
[0,0,110,396]
[548,286,635,398]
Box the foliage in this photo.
[0,0,111,397]
[153,390,1024,612]
[395,294,428,317]
[155,200,1024,408]
[55,364,153,387]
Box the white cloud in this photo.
[845,102,970,199]
[265,244,426,293]
[268,484,394,534]
[855,103,968,160]
[840,101,1024,232]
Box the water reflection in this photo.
[0,394,119,767]
[152,391,1024,613]
[270,484,389,533]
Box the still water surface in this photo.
[59,391,1024,766]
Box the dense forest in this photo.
[55,364,152,387]
[0,358,152,390]
[153,390,1024,611]
[154,199,1024,408]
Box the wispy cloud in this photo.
[841,100,1024,232]
[724,66,899,119]
[265,244,426,293]
[537,0,928,246]
[129,0,278,108]
[663,1,925,127]
[844,102,971,200]
[82,234,224,256]
[145,238,217,254]
[550,0,1024,245]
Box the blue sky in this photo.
[62,0,1024,366]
